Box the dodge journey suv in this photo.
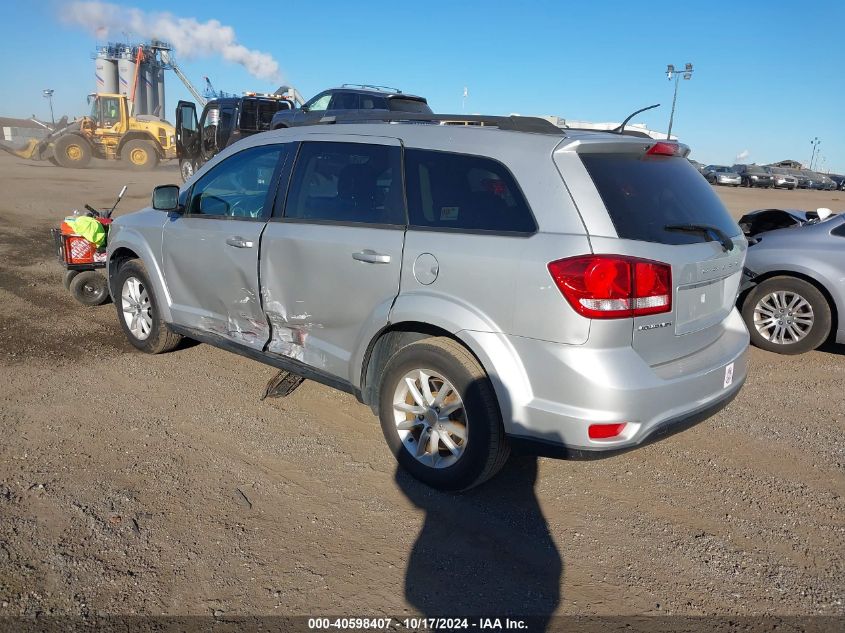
[107,114,749,490]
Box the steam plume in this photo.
[61,2,281,82]
[735,149,750,163]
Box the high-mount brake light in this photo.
[547,256,672,319]
[646,142,680,156]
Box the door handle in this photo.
[352,249,391,264]
[226,236,254,248]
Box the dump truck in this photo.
[0,93,177,170]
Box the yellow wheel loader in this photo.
[0,94,177,170]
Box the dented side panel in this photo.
[161,216,270,349]
[259,222,405,380]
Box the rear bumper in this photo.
[498,309,749,455]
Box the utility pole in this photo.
[809,137,820,170]
[665,63,693,139]
[42,89,55,126]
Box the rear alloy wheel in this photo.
[742,276,831,355]
[53,135,91,168]
[121,139,159,171]
[378,337,509,491]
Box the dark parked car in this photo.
[733,164,774,188]
[829,174,845,191]
[739,208,845,354]
[175,94,293,181]
[763,166,797,190]
[271,85,431,129]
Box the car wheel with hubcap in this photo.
[113,259,181,353]
[378,337,509,491]
[179,159,196,182]
[742,276,831,355]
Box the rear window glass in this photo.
[581,153,740,245]
[240,99,288,132]
[388,98,432,114]
[405,149,536,233]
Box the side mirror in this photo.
[152,185,181,212]
[300,105,309,112]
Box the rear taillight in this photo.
[548,255,672,319]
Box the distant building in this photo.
[770,159,804,169]
[0,117,51,144]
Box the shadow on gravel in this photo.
[396,456,561,629]
[816,341,845,357]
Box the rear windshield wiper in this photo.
[664,224,735,252]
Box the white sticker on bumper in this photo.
[724,362,734,389]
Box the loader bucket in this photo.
[0,138,43,160]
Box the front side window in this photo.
[285,142,404,225]
[404,149,536,233]
[328,92,359,110]
[305,93,331,112]
[101,97,121,126]
[188,145,284,219]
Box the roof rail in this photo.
[341,83,402,93]
[307,112,563,134]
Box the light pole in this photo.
[42,89,55,126]
[665,63,693,140]
[809,137,820,170]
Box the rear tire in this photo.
[742,276,831,355]
[377,337,509,491]
[53,135,91,168]
[121,140,159,171]
[112,259,181,354]
[69,270,109,306]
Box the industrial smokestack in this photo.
[61,2,282,82]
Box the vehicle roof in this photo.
[324,86,428,101]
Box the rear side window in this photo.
[285,142,404,225]
[240,99,287,131]
[581,153,740,245]
[388,98,432,114]
[360,95,388,110]
[405,149,536,233]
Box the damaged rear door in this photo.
[161,142,291,349]
[259,137,406,381]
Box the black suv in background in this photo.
[733,164,775,188]
[175,94,293,181]
[270,85,431,129]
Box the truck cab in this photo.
[175,94,293,182]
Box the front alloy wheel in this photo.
[121,276,153,341]
[742,276,832,355]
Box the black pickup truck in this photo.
[175,94,293,182]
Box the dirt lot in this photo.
[0,154,843,625]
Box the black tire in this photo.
[48,156,60,166]
[742,276,832,355]
[69,270,109,306]
[112,259,181,354]
[378,337,509,491]
[53,135,92,168]
[63,269,80,290]
[179,159,196,182]
[121,139,159,171]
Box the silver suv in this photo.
[107,115,749,490]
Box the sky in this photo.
[1,1,843,173]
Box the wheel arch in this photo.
[741,269,839,339]
[358,320,531,434]
[107,237,174,322]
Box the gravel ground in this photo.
[0,154,843,624]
